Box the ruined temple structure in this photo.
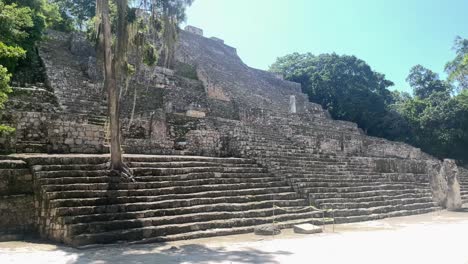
[0,26,465,246]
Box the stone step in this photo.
[27,155,256,166]
[133,166,267,176]
[42,177,284,192]
[128,161,260,168]
[0,159,28,169]
[277,168,373,174]
[329,202,437,217]
[0,168,32,178]
[309,188,431,200]
[135,172,275,181]
[68,205,318,235]
[47,185,293,200]
[286,174,387,180]
[274,168,376,175]
[15,142,48,153]
[39,172,279,185]
[272,164,374,170]
[57,195,304,220]
[314,193,431,205]
[69,212,329,246]
[320,197,434,210]
[266,158,358,165]
[34,163,108,171]
[35,170,111,178]
[288,175,388,182]
[256,154,352,162]
[126,217,327,246]
[124,156,256,164]
[34,166,267,178]
[292,181,428,189]
[27,156,108,166]
[333,207,439,224]
[302,183,430,194]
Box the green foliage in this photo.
[406,65,452,99]
[0,1,34,46]
[0,124,15,134]
[270,53,397,138]
[271,51,468,164]
[0,65,13,132]
[54,0,95,30]
[0,65,12,108]
[143,43,158,66]
[0,0,67,83]
[0,42,27,71]
[389,65,468,163]
[0,0,65,130]
[445,36,468,91]
[152,0,195,22]
[395,88,468,162]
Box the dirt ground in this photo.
[1,210,468,264]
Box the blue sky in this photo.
[183,0,468,92]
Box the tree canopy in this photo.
[269,53,401,138]
[270,39,468,164]
[406,65,452,99]
[445,36,468,91]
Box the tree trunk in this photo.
[100,0,123,171]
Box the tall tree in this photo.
[54,0,95,30]
[445,36,468,91]
[406,65,452,99]
[95,0,193,176]
[97,0,126,174]
[393,66,468,163]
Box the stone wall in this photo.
[184,25,203,36]
[39,30,105,115]
[1,112,106,154]
[176,30,313,116]
[120,65,208,118]
[0,159,35,241]
[4,86,58,112]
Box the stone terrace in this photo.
[20,154,331,246]
[221,117,441,224]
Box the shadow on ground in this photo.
[56,243,291,264]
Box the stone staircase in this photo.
[229,124,440,224]
[39,30,107,117]
[28,155,330,247]
[459,168,468,204]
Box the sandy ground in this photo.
[1,210,468,264]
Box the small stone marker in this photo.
[254,224,281,236]
[186,110,206,118]
[289,95,296,114]
[293,223,323,234]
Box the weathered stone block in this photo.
[186,110,206,118]
[444,160,462,211]
[184,25,203,36]
[254,224,281,236]
[293,223,323,234]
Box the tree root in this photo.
[107,161,136,182]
